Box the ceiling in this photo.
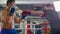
[15,0,59,1]
[0,0,60,4]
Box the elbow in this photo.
[15,21,21,24]
[18,21,22,24]
[15,19,22,24]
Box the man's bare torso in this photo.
[2,8,15,29]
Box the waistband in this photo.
[1,28,14,31]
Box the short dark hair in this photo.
[7,0,15,5]
[45,4,52,7]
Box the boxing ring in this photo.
[14,15,51,34]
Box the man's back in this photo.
[44,10,60,30]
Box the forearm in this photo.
[14,18,23,24]
[23,10,44,15]
[18,18,23,23]
[31,11,44,15]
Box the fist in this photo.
[9,7,16,16]
[21,10,31,19]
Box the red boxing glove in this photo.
[41,14,46,18]
[21,10,31,19]
[23,10,31,15]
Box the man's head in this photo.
[7,0,15,7]
[44,4,53,10]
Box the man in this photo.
[1,0,30,34]
[44,4,60,34]
[1,0,44,34]
[1,0,22,34]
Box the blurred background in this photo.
[0,0,60,34]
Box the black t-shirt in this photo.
[43,10,60,30]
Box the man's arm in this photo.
[23,10,44,16]
[14,13,22,23]
[31,11,44,15]
[14,10,44,23]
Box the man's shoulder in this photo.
[1,8,7,13]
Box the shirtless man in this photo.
[1,0,44,34]
[1,0,23,34]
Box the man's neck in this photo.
[7,5,11,8]
[5,6,11,12]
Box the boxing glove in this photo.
[25,10,31,15]
[21,10,31,19]
[9,6,15,16]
